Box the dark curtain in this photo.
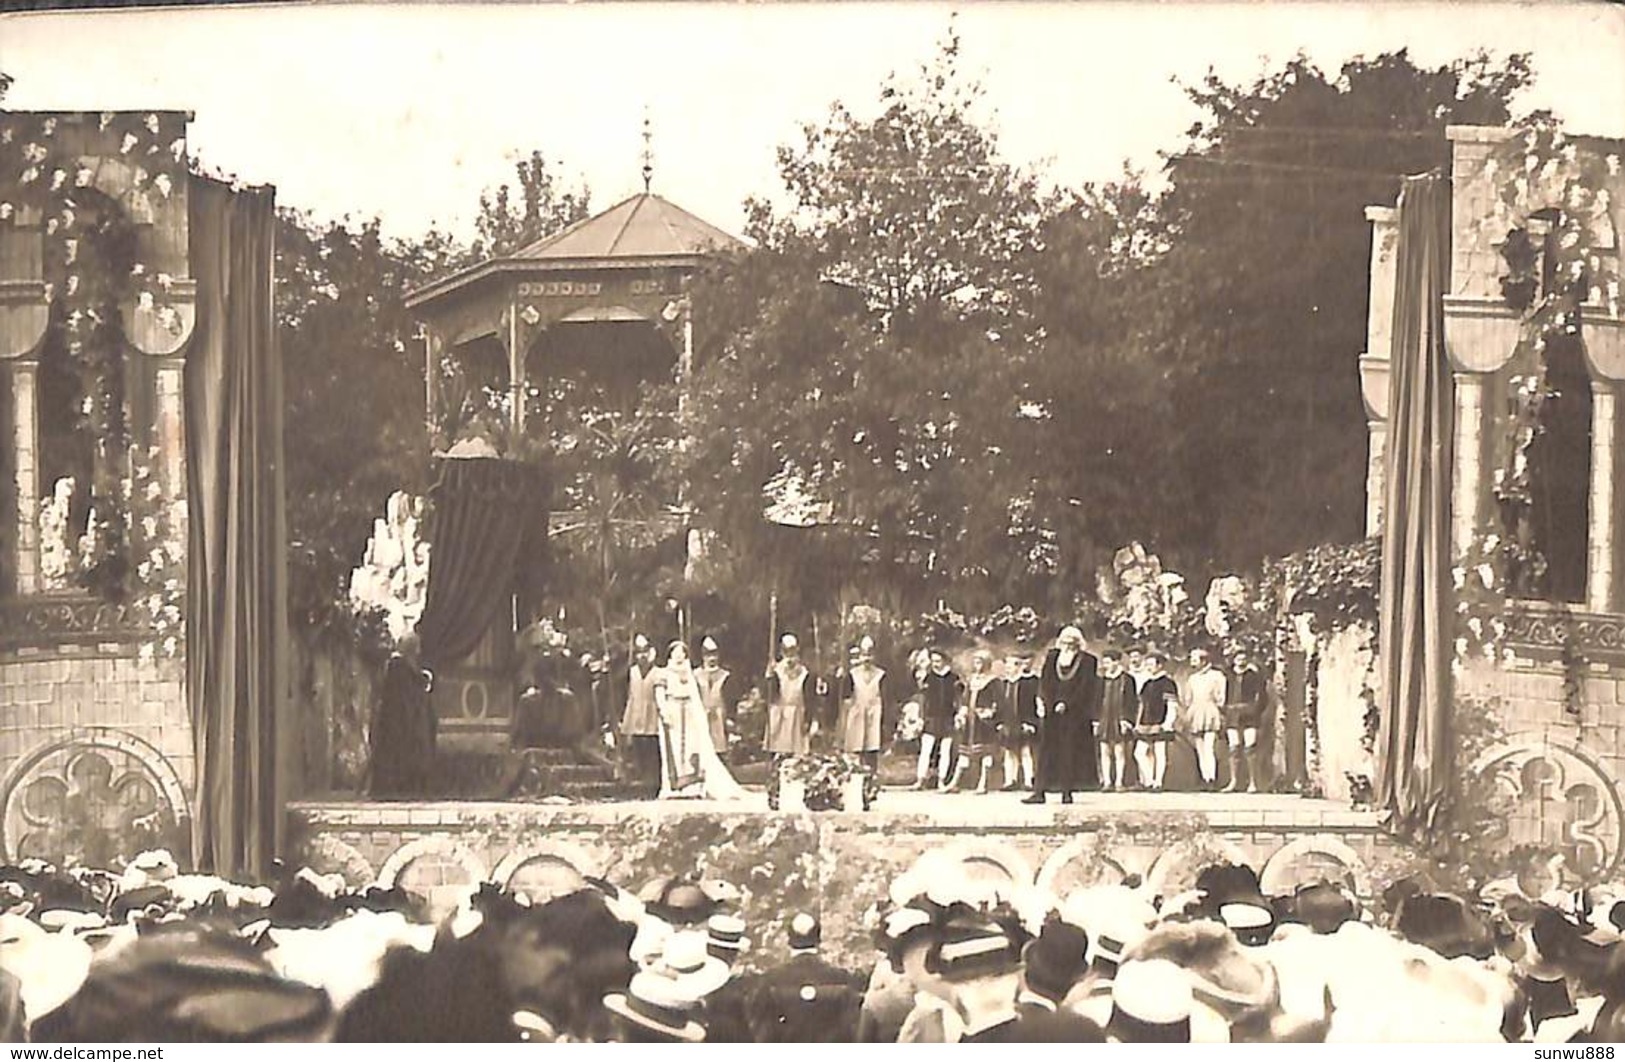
[1375,173,1454,832]
[186,178,289,878]
[416,457,547,669]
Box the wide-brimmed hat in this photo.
[1060,886,1155,968]
[1107,959,1193,1043]
[1134,920,1279,1020]
[0,913,93,1024]
[603,971,707,1043]
[647,931,731,997]
[638,877,719,926]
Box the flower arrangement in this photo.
[346,491,430,646]
[766,753,878,811]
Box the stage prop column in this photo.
[185,177,289,878]
[1375,173,1455,832]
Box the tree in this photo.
[471,150,591,260]
[277,210,434,639]
[682,28,1055,620]
[1143,50,1533,569]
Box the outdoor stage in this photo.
[286,789,1399,971]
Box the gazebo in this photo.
[403,192,744,755]
[407,191,744,443]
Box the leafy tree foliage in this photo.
[682,29,1053,620]
[280,150,589,641]
[470,150,591,260]
[1146,50,1532,569]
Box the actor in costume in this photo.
[1222,649,1269,793]
[654,641,747,800]
[1026,626,1101,804]
[835,636,888,774]
[765,633,822,761]
[695,636,733,757]
[1133,651,1178,790]
[621,634,663,799]
[1000,653,1041,791]
[948,650,1000,793]
[1184,648,1227,790]
[1096,647,1137,791]
[912,647,963,790]
[370,632,436,797]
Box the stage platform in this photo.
[286,789,1400,971]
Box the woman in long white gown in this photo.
[654,642,748,800]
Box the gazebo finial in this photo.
[641,106,654,194]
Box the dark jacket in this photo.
[744,954,864,1043]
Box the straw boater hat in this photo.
[706,914,749,960]
[603,970,708,1043]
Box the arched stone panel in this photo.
[1469,733,1625,884]
[1259,834,1369,896]
[297,835,376,891]
[491,840,597,903]
[376,837,488,920]
[1143,835,1250,899]
[0,728,190,865]
[1036,836,1138,897]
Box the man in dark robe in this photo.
[370,632,436,797]
[1026,625,1100,804]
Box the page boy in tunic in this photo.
[621,634,663,799]
[1133,651,1179,791]
[836,636,888,774]
[766,633,823,762]
[696,636,733,757]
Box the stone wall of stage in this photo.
[0,635,191,864]
[286,797,1401,973]
[1452,611,1625,884]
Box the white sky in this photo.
[2,1,1622,243]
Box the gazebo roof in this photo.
[405,192,744,309]
[511,192,742,261]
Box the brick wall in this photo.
[287,799,1401,971]
[1460,655,1625,781]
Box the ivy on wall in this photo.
[0,111,188,608]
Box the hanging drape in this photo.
[415,457,547,669]
[1375,173,1455,833]
[186,177,288,878]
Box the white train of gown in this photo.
[656,665,748,800]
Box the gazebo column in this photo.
[1590,379,1618,612]
[507,299,527,439]
[1452,372,1485,559]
